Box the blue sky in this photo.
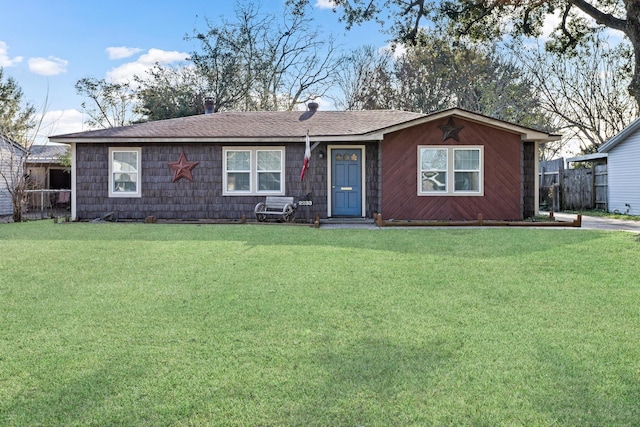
[1,0,388,141]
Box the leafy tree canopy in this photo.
[134,64,208,121]
[287,0,640,105]
[0,67,36,144]
[333,30,551,131]
[75,77,138,128]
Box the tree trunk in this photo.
[631,48,640,108]
[11,192,23,223]
[12,208,22,223]
[628,1,640,108]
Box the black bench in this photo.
[254,196,296,222]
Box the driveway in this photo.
[549,212,640,233]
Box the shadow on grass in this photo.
[294,335,461,425]
[531,344,640,426]
[286,335,640,425]
[2,363,146,426]
[0,221,615,260]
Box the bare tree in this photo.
[0,69,42,222]
[188,1,342,112]
[1,135,25,221]
[332,45,395,110]
[261,9,343,110]
[510,36,638,155]
[75,77,139,128]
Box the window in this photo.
[418,146,482,196]
[225,150,251,192]
[224,147,285,195]
[420,148,448,192]
[454,149,480,192]
[109,147,141,198]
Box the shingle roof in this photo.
[49,108,561,143]
[599,117,640,153]
[0,134,26,151]
[28,144,69,163]
[50,110,426,141]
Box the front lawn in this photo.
[1,222,639,426]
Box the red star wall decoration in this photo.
[438,117,464,142]
[168,152,199,182]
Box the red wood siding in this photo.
[381,117,523,221]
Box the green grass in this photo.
[1,222,640,426]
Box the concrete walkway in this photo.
[4,212,639,232]
[320,213,640,233]
[547,212,640,234]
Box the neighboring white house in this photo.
[1,138,70,218]
[599,117,640,216]
[0,135,26,216]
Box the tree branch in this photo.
[570,0,627,33]
[560,3,579,49]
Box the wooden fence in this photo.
[539,158,563,211]
[539,159,607,212]
[562,168,593,210]
[593,164,608,211]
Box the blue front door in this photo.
[332,148,362,217]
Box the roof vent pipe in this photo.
[308,102,319,112]
[204,97,214,114]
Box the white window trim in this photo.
[223,146,285,196]
[418,145,484,196]
[108,147,142,198]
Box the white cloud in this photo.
[538,8,621,41]
[106,46,143,60]
[28,109,85,144]
[315,0,337,9]
[138,48,189,65]
[106,62,150,84]
[540,12,562,40]
[0,41,23,67]
[106,48,189,83]
[380,43,406,59]
[28,56,68,76]
[42,109,85,135]
[313,97,335,111]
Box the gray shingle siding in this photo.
[56,108,561,222]
[75,142,380,221]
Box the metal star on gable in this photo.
[168,151,199,182]
[438,117,464,142]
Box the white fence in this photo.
[24,189,71,219]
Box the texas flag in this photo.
[300,131,311,181]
